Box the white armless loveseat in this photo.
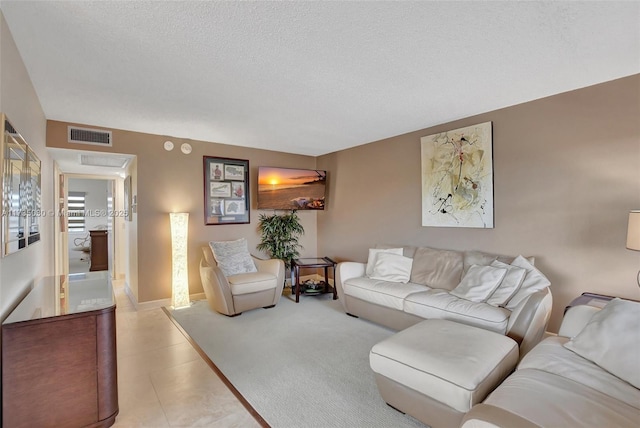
[336,245,553,356]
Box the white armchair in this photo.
[199,246,285,316]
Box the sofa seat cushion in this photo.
[483,369,640,427]
[403,290,510,333]
[342,277,429,310]
[370,320,518,413]
[518,336,640,409]
[227,272,276,295]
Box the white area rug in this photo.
[169,294,426,428]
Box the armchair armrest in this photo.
[199,257,235,315]
[252,256,285,280]
[252,256,286,305]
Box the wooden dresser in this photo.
[2,272,118,427]
[89,229,109,271]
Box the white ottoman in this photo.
[370,319,518,428]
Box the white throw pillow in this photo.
[450,264,507,303]
[369,253,413,283]
[505,255,551,309]
[366,247,403,277]
[486,260,527,307]
[209,238,257,277]
[564,298,640,389]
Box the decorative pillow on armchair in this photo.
[209,238,257,277]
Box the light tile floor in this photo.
[112,281,262,427]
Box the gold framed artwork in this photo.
[203,156,250,225]
[421,121,494,228]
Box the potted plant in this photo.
[257,211,304,287]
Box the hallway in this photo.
[112,280,260,427]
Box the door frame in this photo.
[54,172,125,278]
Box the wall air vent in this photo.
[68,126,113,146]
[79,154,130,168]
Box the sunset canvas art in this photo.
[258,167,326,210]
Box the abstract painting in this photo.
[421,122,493,228]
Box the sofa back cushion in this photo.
[410,247,464,290]
[463,250,536,273]
[375,243,417,258]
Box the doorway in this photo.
[67,177,114,274]
[50,148,135,283]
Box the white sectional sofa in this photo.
[336,245,553,356]
[461,299,640,427]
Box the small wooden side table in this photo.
[292,257,337,303]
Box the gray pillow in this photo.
[209,238,257,277]
[410,247,464,290]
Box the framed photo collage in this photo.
[203,156,250,225]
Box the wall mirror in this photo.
[27,147,41,245]
[1,113,42,257]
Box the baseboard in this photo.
[190,292,206,301]
[122,283,169,310]
[123,283,207,311]
[123,275,329,312]
[123,282,138,307]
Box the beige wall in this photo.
[125,157,139,299]
[0,12,52,319]
[317,74,640,332]
[46,76,639,331]
[46,123,320,303]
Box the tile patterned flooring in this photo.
[112,281,261,427]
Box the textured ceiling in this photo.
[2,1,639,156]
